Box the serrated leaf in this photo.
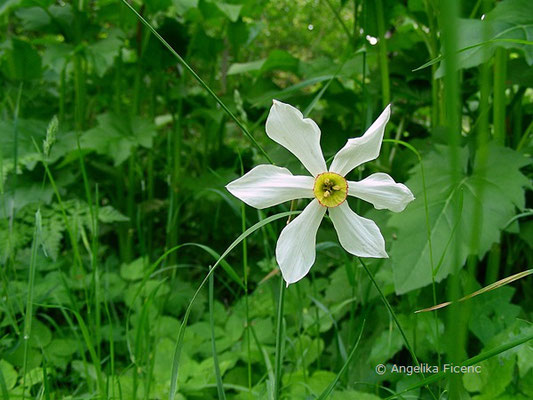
[98,206,129,223]
[87,30,124,77]
[390,144,530,294]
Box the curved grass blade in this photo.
[384,331,533,399]
[413,38,533,72]
[169,211,300,400]
[358,258,437,400]
[415,269,533,313]
[317,319,366,400]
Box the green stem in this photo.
[120,0,273,164]
[375,0,390,108]
[209,266,227,400]
[359,258,437,400]
[493,47,507,145]
[274,277,286,399]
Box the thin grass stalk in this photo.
[439,0,465,397]
[274,277,286,399]
[423,0,440,126]
[385,330,533,399]
[383,138,442,378]
[21,210,41,400]
[75,134,102,362]
[493,47,507,145]
[38,156,105,395]
[375,0,390,109]
[241,201,252,390]
[120,0,273,163]
[317,319,365,400]
[168,211,300,400]
[322,0,353,43]
[358,258,437,400]
[209,265,227,400]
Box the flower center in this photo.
[313,172,348,208]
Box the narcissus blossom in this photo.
[226,100,414,285]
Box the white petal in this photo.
[226,165,314,209]
[276,199,326,285]
[348,173,415,212]
[329,202,388,258]
[266,100,327,177]
[329,105,391,177]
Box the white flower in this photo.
[226,100,414,285]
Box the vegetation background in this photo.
[0,0,531,399]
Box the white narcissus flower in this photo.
[226,100,414,285]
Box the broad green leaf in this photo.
[390,144,530,294]
[0,360,17,390]
[173,0,198,15]
[215,1,241,22]
[15,7,50,30]
[468,287,521,345]
[228,59,265,75]
[81,114,157,166]
[260,49,299,74]
[485,0,533,64]
[332,391,381,400]
[463,354,516,398]
[435,0,533,76]
[87,29,124,77]
[286,370,336,398]
[1,38,42,81]
[120,257,147,281]
[0,0,22,16]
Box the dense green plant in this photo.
[0,0,531,399]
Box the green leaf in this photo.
[227,59,265,75]
[286,370,336,398]
[173,0,198,15]
[120,257,147,281]
[97,206,129,223]
[0,360,17,391]
[332,391,381,400]
[215,1,241,22]
[468,287,521,345]
[1,38,42,81]
[87,29,124,77]
[260,49,299,74]
[81,114,157,166]
[435,0,533,76]
[463,353,516,398]
[390,144,530,294]
[28,319,52,348]
[15,7,51,30]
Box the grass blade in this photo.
[274,277,286,399]
[415,269,533,313]
[317,319,366,400]
[385,331,533,399]
[119,0,273,164]
[168,210,300,400]
[209,265,227,400]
